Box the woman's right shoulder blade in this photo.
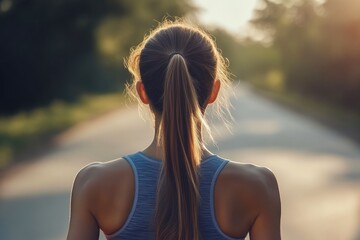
[221,161,279,193]
[223,161,281,239]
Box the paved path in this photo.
[0,82,359,240]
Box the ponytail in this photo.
[155,53,202,240]
[126,20,231,240]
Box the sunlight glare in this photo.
[193,0,258,33]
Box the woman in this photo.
[67,19,281,240]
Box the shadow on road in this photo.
[0,191,70,240]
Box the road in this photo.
[0,82,359,240]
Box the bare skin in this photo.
[67,81,281,240]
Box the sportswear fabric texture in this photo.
[105,151,244,240]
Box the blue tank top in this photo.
[105,151,244,240]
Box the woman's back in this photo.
[69,151,280,239]
[67,19,281,240]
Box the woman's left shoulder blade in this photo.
[71,158,131,203]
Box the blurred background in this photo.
[0,0,359,239]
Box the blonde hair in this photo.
[125,18,231,240]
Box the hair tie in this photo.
[169,51,183,58]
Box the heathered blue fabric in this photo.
[106,151,244,240]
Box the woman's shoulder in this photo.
[218,160,280,208]
[213,160,281,237]
[71,158,133,203]
[70,158,135,235]
[222,161,278,188]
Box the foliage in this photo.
[248,0,360,111]
[0,0,195,115]
[211,28,281,82]
[0,93,125,169]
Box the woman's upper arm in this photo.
[67,164,100,240]
[249,167,281,240]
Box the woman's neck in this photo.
[141,114,214,161]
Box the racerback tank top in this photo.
[105,151,244,240]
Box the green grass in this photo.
[0,93,126,170]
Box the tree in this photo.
[0,0,195,114]
[249,0,360,110]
